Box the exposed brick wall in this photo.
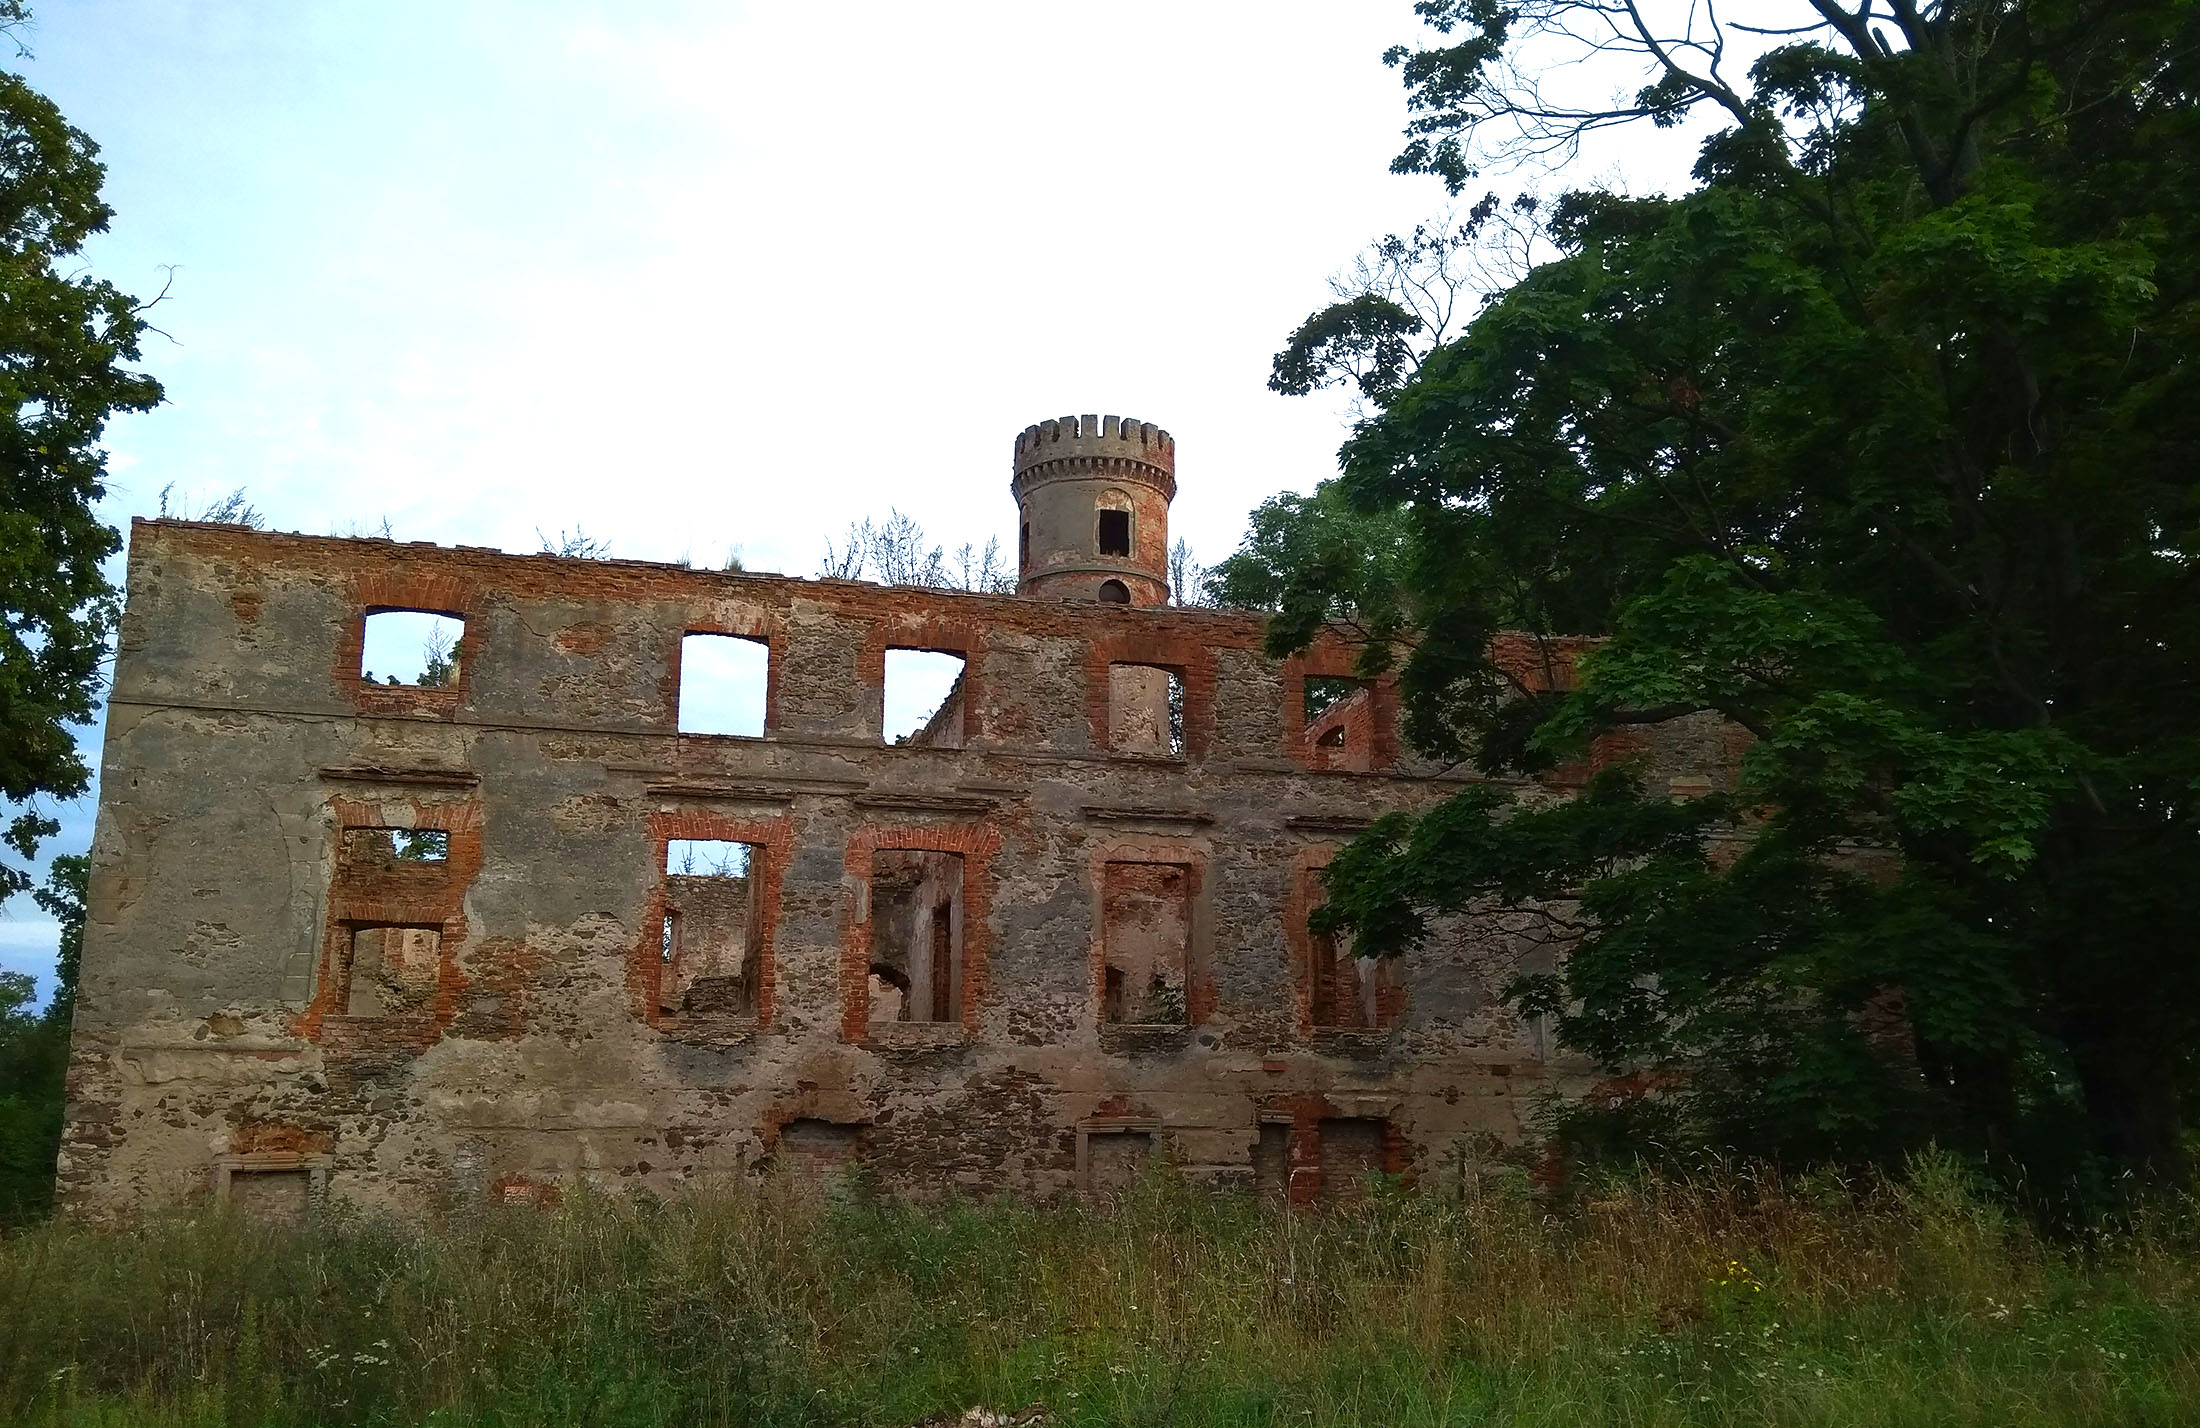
[57,520,1746,1216]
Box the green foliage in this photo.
[1233,2,2200,1183]
[1271,291,1425,404]
[1,1167,2197,1425]
[1206,483,1416,661]
[0,854,82,1225]
[0,52,163,902]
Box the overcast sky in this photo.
[0,0,1723,998]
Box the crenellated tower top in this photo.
[1010,414,1175,605]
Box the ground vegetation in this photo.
[2,1159,2195,1426]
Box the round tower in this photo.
[1011,414,1174,605]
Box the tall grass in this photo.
[1,1152,2195,1426]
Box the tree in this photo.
[0,853,84,1223]
[0,43,165,904]
[1238,0,2200,1184]
[1269,196,1548,414]
[818,509,1014,594]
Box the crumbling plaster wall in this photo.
[61,521,1733,1215]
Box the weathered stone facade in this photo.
[61,415,1734,1218]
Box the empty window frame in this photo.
[883,649,967,748]
[1108,664,1183,757]
[1303,676,1374,772]
[1097,579,1131,605]
[867,850,964,1025]
[1101,861,1192,1025]
[1096,491,1133,557]
[1307,912,1393,1031]
[360,610,464,688]
[341,925,443,1017]
[341,826,448,865]
[660,839,762,1018]
[678,633,768,737]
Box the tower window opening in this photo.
[1097,508,1132,557]
[1097,579,1130,605]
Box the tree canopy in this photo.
[0,46,163,903]
[1228,0,2200,1187]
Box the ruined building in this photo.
[61,414,1734,1217]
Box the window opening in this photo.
[1309,918,1389,1031]
[678,633,768,737]
[342,925,443,1017]
[1303,676,1374,772]
[660,839,762,1018]
[360,610,463,687]
[1097,507,1131,557]
[1097,579,1130,605]
[867,850,964,1025]
[883,649,967,748]
[342,827,448,864]
[1019,519,1030,569]
[1304,865,1393,1031]
[1101,861,1191,1024]
[1109,664,1182,756]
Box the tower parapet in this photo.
[1011,414,1174,605]
[1011,415,1176,504]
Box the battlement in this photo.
[1012,414,1175,494]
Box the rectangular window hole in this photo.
[678,633,768,737]
[1304,676,1373,772]
[1101,861,1191,1025]
[1097,507,1132,557]
[1305,873,1392,1031]
[342,827,448,864]
[1108,663,1183,757]
[361,610,463,688]
[883,649,967,748]
[867,850,963,1025]
[343,925,443,1017]
[662,840,761,1018]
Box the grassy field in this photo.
[0,1154,2194,1427]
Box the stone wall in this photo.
[60,519,1732,1215]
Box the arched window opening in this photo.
[1097,579,1130,605]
